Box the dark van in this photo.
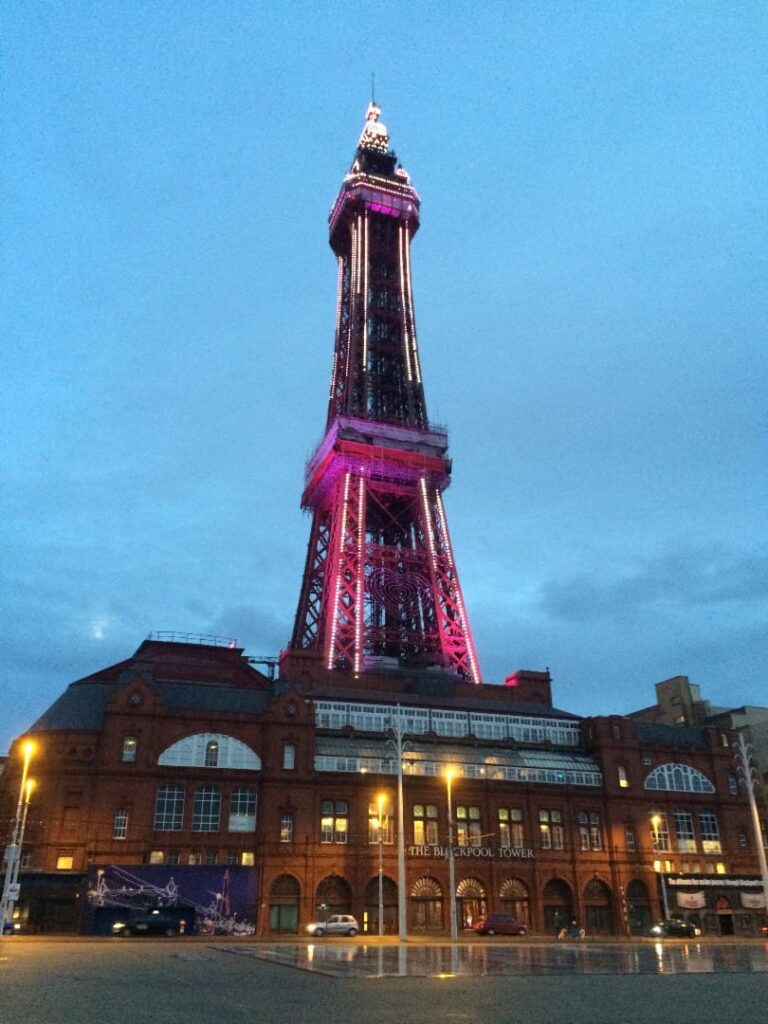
[112,909,191,937]
[474,913,527,936]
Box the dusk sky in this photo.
[3,2,766,753]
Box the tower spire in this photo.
[285,106,481,684]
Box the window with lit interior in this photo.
[498,807,525,849]
[413,804,439,845]
[320,800,348,844]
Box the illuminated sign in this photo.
[408,845,535,860]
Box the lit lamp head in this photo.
[21,739,36,762]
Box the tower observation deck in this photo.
[286,104,481,683]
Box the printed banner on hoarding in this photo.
[741,891,766,909]
[87,864,258,934]
[676,890,706,909]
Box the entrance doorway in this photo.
[410,876,443,931]
[268,874,300,934]
[456,877,487,930]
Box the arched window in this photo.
[158,733,261,770]
[644,763,714,793]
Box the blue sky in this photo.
[2,1,766,753]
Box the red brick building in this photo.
[2,634,764,936]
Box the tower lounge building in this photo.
[1,107,765,938]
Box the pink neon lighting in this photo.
[435,490,481,683]
[362,212,369,376]
[353,475,365,673]
[403,222,422,384]
[327,471,351,669]
[398,223,413,383]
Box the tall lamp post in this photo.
[377,792,385,937]
[1,740,36,935]
[734,731,768,913]
[387,705,409,942]
[444,767,458,941]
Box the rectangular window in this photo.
[204,740,219,768]
[283,744,296,770]
[121,736,137,763]
[455,805,482,847]
[229,787,256,832]
[649,812,671,852]
[589,812,602,851]
[579,823,590,851]
[413,803,438,845]
[167,852,180,865]
[498,807,524,848]
[56,855,74,871]
[617,765,629,789]
[226,851,239,865]
[280,812,294,843]
[113,808,128,840]
[154,785,185,831]
[673,809,697,852]
[192,786,221,832]
[699,810,722,854]
[241,851,255,866]
[368,800,393,844]
[188,851,202,865]
[204,851,217,865]
[539,809,564,850]
[320,800,348,844]
[625,825,636,852]
[149,850,165,864]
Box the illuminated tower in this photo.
[287,104,481,683]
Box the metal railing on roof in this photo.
[147,631,239,648]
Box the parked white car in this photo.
[305,914,359,936]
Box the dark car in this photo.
[648,919,701,938]
[474,913,527,936]
[112,910,188,937]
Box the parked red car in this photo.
[474,914,527,936]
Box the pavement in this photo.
[0,937,766,1024]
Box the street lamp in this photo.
[376,792,386,937]
[444,767,458,941]
[1,740,36,934]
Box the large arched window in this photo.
[644,763,714,793]
[158,733,261,770]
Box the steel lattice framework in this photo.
[289,104,481,683]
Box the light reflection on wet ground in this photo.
[218,942,768,978]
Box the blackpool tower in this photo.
[286,104,481,684]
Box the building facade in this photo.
[1,634,765,936]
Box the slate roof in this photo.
[28,639,273,734]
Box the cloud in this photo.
[538,543,768,623]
